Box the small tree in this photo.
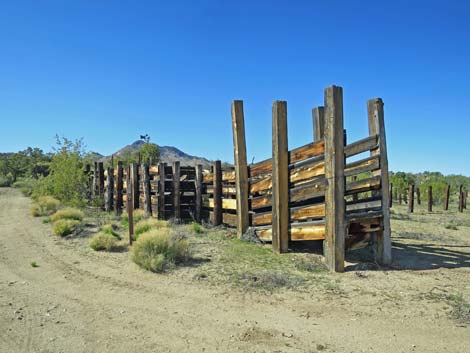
[137,134,159,164]
[33,136,88,207]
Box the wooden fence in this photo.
[86,161,203,223]
[86,85,392,272]
[397,183,468,213]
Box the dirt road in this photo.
[1,188,469,353]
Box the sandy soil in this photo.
[1,187,469,353]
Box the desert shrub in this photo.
[51,208,84,222]
[192,222,204,234]
[89,232,119,251]
[121,209,147,226]
[445,224,458,231]
[101,224,121,239]
[134,218,168,238]
[53,219,80,236]
[12,177,37,196]
[131,229,190,273]
[30,196,60,217]
[0,175,13,187]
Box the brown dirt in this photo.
[1,187,469,353]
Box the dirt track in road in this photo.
[1,187,469,353]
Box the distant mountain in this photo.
[99,141,212,167]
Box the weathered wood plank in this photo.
[428,185,433,212]
[324,85,345,272]
[368,98,392,265]
[253,203,325,226]
[256,222,326,241]
[271,100,289,253]
[231,100,250,237]
[249,140,325,177]
[344,134,379,157]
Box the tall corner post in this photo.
[272,101,289,253]
[367,98,392,265]
[231,100,250,238]
[324,86,346,272]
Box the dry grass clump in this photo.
[134,218,168,238]
[131,229,190,273]
[30,196,61,217]
[121,209,147,226]
[53,219,81,236]
[51,208,84,222]
[89,232,119,251]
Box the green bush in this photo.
[53,219,80,236]
[131,229,190,273]
[192,222,204,234]
[0,175,13,187]
[134,218,168,238]
[89,232,119,251]
[30,196,61,217]
[12,178,37,196]
[51,208,84,222]
[101,224,121,239]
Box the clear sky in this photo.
[1,0,469,175]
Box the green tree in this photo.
[138,142,160,164]
[33,136,88,206]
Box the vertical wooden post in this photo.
[173,161,181,222]
[368,97,392,265]
[399,193,402,204]
[85,164,91,202]
[444,184,450,211]
[465,190,468,209]
[408,184,415,213]
[105,167,114,212]
[389,183,393,208]
[142,164,152,217]
[126,166,134,245]
[212,161,222,226]
[92,162,98,197]
[324,86,346,271]
[115,161,123,215]
[130,163,139,209]
[98,162,104,197]
[158,163,166,219]
[416,187,421,205]
[272,100,289,254]
[231,100,250,237]
[459,185,463,212]
[427,186,433,212]
[195,164,203,223]
[313,106,325,141]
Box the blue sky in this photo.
[1,0,469,175]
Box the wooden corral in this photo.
[86,84,395,272]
